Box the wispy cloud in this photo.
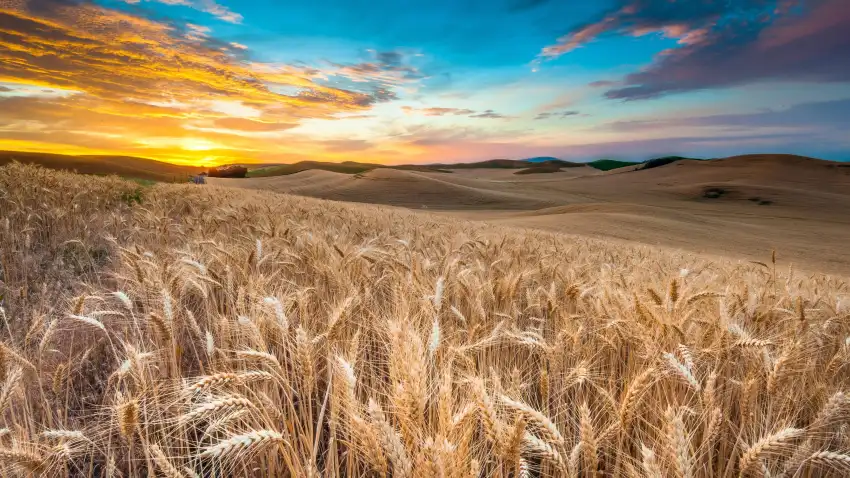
[325,50,426,88]
[470,109,511,119]
[604,0,850,100]
[599,98,850,132]
[539,0,850,100]
[539,0,778,59]
[391,123,521,146]
[125,0,244,23]
[402,106,510,119]
[402,106,475,116]
[535,110,581,120]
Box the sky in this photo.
[0,0,849,166]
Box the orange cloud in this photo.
[0,0,415,165]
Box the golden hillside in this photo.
[213,154,850,276]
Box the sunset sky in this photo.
[1,0,849,166]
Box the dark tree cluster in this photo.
[207,165,248,178]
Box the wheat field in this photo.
[1,162,849,477]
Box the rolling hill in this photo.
[213,154,850,275]
[214,168,562,210]
[426,158,585,169]
[0,149,652,181]
[246,160,449,178]
[246,158,587,178]
[0,151,205,182]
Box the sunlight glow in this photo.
[180,138,221,151]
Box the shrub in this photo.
[208,165,248,178]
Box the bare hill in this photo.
[212,168,558,210]
[245,158,587,178]
[427,158,585,169]
[216,154,850,275]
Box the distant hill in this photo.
[587,159,638,171]
[0,151,205,182]
[247,161,448,178]
[9,150,817,185]
[245,158,586,178]
[426,158,585,169]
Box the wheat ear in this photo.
[738,428,803,476]
[151,444,185,478]
[199,430,285,460]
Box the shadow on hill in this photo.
[514,165,563,174]
[639,156,697,170]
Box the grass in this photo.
[124,177,158,187]
[1,162,850,477]
[587,159,637,171]
[640,156,697,170]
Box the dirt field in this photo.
[211,155,850,276]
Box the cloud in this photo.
[540,0,850,100]
[127,0,243,23]
[469,109,510,119]
[394,123,518,146]
[600,98,850,132]
[184,23,210,41]
[0,1,372,109]
[0,0,418,163]
[540,0,781,58]
[212,117,298,132]
[535,110,581,120]
[322,139,373,152]
[575,98,850,160]
[401,106,510,119]
[545,132,836,162]
[604,0,850,100]
[375,51,403,67]
[402,106,475,116]
[332,114,375,120]
[325,50,426,89]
